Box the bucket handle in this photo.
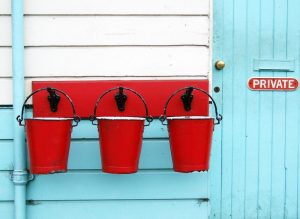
[16,87,80,127]
[159,86,223,125]
[89,86,153,126]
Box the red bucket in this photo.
[97,117,145,174]
[160,87,222,173]
[167,116,214,172]
[90,87,152,174]
[25,118,73,174]
[17,87,80,174]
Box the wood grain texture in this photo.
[0,170,207,201]
[0,0,209,15]
[0,46,209,77]
[1,0,211,218]
[0,141,13,170]
[244,0,260,217]
[0,79,12,105]
[0,16,10,45]
[0,108,13,140]
[257,0,274,217]
[218,0,234,216]
[210,0,223,217]
[0,16,209,46]
[27,200,208,219]
[211,0,300,218]
[0,171,14,201]
[285,1,300,218]
[0,200,208,219]
[26,171,207,201]
[270,0,287,217]
[230,0,247,217]
[0,202,13,219]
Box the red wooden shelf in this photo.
[32,80,209,118]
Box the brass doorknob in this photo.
[215,60,225,70]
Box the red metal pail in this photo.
[17,87,80,174]
[97,117,145,174]
[167,116,214,172]
[160,86,222,173]
[90,87,153,174]
[25,118,73,174]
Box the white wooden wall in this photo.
[0,0,210,105]
[0,2,211,218]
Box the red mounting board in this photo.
[32,80,209,118]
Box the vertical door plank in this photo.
[230,0,247,217]
[270,0,288,218]
[210,0,224,216]
[244,0,260,217]
[212,0,300,218]
[285,0,300,218]
[220,0,235,216]
[257,0,273,217]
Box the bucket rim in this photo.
[96,116,145,121]
[25,117,73,121]
[167,116,214,120]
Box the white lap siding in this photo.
[0,0,211,105]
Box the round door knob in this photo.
[215,60,225,70]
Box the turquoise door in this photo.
[211,0,300,218]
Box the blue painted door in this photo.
[211,0,300,218]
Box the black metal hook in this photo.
[114,87,127,111]
[160,86,223,125]
[181,86,194,111]
[47,87,61,112]
[17,87,80,127]
[91,86,153,127]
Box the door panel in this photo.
[211,0,300,218]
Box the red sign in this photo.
[248,77,298,91]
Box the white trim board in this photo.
[0,0,209,15]
[0,16,209,46]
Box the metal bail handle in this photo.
[159,86,223,125]
[16,87,80,127]
[89,86,153,126]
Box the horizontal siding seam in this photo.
[0,14,209,17]
[0,45,210,48]
[25,198,210,202]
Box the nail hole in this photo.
[214,87,220,93]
